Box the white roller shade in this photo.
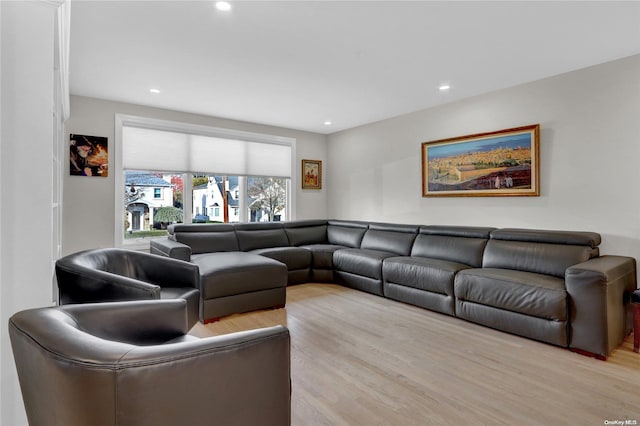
[123,126,292,177]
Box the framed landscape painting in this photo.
[302,159,322,189]
[421,124,540,197]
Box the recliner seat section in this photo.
[454,229,602,348]
[334,223,418,296]
[235,222,312,285]
[383,226,494,316]
[149,220,638,359]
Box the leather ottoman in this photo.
[191,252,288,323]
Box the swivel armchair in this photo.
[55,248,200,328]
[9,299,291,426]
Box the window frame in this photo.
[115,114,296,249]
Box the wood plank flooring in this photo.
[190,284,640,425]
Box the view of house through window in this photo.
[124,171,289,240]
[124,171,184,239]
[117,115,295,245]
[192,175,288,224]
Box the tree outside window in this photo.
[248,177,286,222]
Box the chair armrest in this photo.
[150,238,192,261]
[56,262,162,304]
[566,255,637,358]
[128,251,200,289]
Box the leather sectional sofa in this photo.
[150,219,637,359]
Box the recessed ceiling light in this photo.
[438,84,451,92]
[215,2,231,11]
[149,88,161,94]
[324,121,332,126]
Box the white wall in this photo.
[63,96,328,255]
[327,54,640,265]
[1,3,58,425]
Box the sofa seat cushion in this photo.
[454,268,567,321]
[333,248,397,280]
[191,252,287,299]
[383,256,471,295]
[300,244,347,269]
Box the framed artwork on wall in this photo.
[421,124,540,197]
[70,134,109,177]
[302,159,322,189]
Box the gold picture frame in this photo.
[421,124,540,197]
[302,159,322,190]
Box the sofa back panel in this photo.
[236,229,289,251]
[368,222,419,233]
[327,220,370,229]
[419,225,495,239]
[233,222,285,231]
[483,239,594,278]
[411,234,488,267]
[169,223,235,234]
[284,225,327,246]
[283,220,328,228]
[360,229,417,256]
[490,228,601,248]
[327,223,368,248]
[172,231,239,254]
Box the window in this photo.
[124,171,183,240]
[115,115,296,247]
[248,177,288,222]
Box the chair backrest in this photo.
[54,248,199,310]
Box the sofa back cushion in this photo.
[483,228,601,278]
[360,223,418,256]
[327,220,369,248]
[169,224,239,254]
[412,226,495,267]
[234,222,289,251]
[284,220,328,246]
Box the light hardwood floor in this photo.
[190,284,640,425]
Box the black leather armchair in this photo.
[55,248,200,328]
[9,299,291,426]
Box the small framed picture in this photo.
[302,159,322,190]
[70,134,109,177]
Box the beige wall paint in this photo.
[327,54,640,264]
[63,96,328,255]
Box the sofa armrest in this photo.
[566,255,637,358]
[150,238,192,261]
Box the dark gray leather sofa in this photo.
[9,299,291,426]
[150,219,637,359]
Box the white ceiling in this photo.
[69,1,640,134]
